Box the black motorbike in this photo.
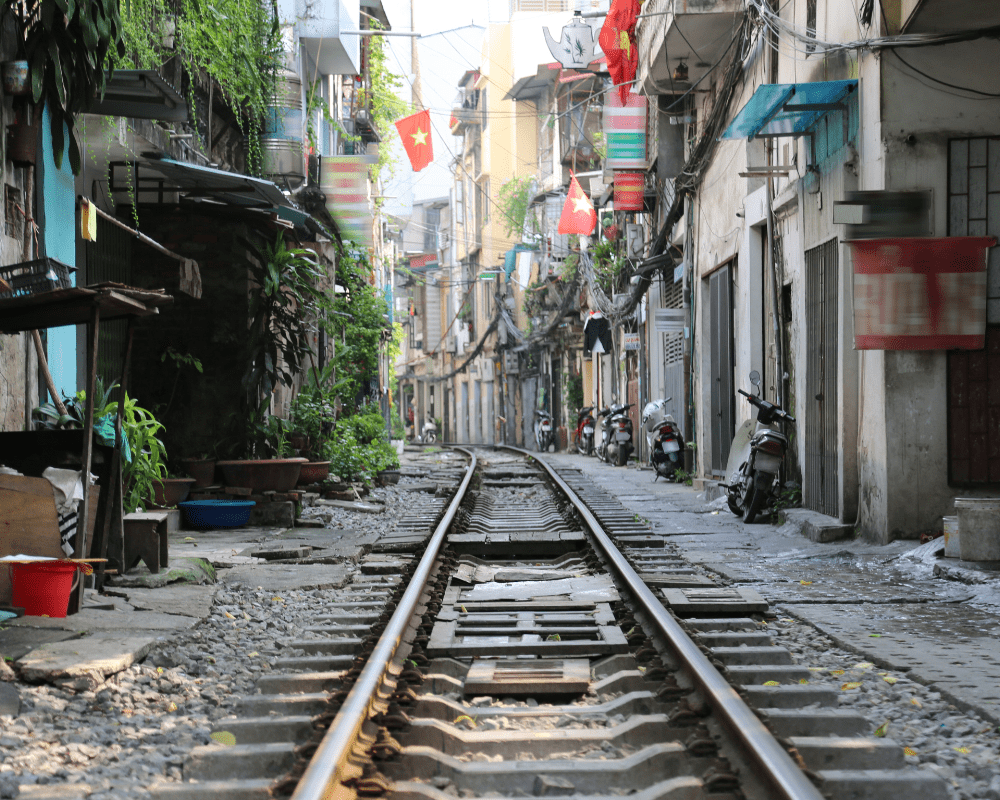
[574,406,596,455]
[596,403,634,466]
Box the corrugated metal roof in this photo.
[141,158,287,208]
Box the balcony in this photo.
[295,0,361,76]
[637,0,744,96]
[450,106,478,135]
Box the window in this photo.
[947,137,1000,485]
[806,0,817,53]
[424,207,440,253]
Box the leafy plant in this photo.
[672,468,693,487]
[361,21,409,186]
[324,407,398,485]
[565,371,583,411]
[591,238,626,294]
[2,0,126,173]
[496,176,536,238]
[241,232,324,455]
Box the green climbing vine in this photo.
[496,176,537,238]
[363,21,408,188]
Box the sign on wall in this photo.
[623,332,640,351]
[850,237,996,350]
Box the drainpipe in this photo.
[765,173,782,410]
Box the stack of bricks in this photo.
[188,485,306,506]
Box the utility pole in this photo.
[411,0,423,111]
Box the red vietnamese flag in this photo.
[599,0,642,104]
[558,176,597,235]
[395,110,434,172]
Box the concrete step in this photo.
[742,684,838,708]
[184,742,296,781]
[694,631,771,648]
[788,736,905,771]
[149,780,273,800]
[815,769,950,800]
[211,715,313,744]
[237,691,330,716]
[725,664,812,684]
[759,708,869,737]
[711,646,793,666]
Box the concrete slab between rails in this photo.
[4,606,203,633]
[779,602,1000,725]
[389,776,705,800]
[14,633,157,691]
[104,583,218,619]
[380,743,689,794]
[220,563,353,591]
[396,716,681,758]
[148,779,274,800]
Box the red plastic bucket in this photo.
[8,562,79,618]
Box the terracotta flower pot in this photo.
[152,477,196,508]
[181,458,217,488]
[297,461,331,485]
[216,458,307,492]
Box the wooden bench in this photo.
[123,511,170,573]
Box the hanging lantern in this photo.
[673,61,689,82]
[614,171,644,211]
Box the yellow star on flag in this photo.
[619,30,631,59]
[411,127,428,146]
[573,196,593,214]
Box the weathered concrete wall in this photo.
[870,40,1000,540]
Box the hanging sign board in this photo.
[654,308,684,333]
[623,332,640,351]
[604,93,647,169]
[850,237,995,350]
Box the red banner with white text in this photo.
[850,237,995,350]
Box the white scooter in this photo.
[641,398,685,481]
[417,418,438,443]
[724,371,795,523]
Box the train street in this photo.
[2,446,999,800]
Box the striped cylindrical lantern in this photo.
[614,171,644,210]
[604,93,647,169]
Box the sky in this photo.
[380,0,495,218]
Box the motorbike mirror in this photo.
[749,370,761,387]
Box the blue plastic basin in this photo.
[179,499,256,529]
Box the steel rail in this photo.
[507,447,826,800]
[290,448,477,800]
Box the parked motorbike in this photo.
[596,403,634,466]
[724,371,795,524]
[534,409,555,452]
[641,398,685,481]
[574,406,596,455]
[416,418,438,444]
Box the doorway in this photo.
[708,264,735,475]
[804,239,839,516]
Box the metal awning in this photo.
[87,70,188,122]
[721,80,857,140]
[503,74,552,102]
[141,158,287,208]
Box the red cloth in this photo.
[558,176,597,235]
[599,0,642,104]
[395,110,434,172]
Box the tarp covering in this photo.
[721,80,857,140]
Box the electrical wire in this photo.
[889,47,1000,98]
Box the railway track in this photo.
[150,448,948,800]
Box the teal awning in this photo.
[721,80,857,140]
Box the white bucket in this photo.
[956,498,1000,561]
[943,516,960,558]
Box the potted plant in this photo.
[180,455,217,488]
[1,0,125,174]
[151,474,196,508]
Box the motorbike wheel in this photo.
[742,472,773,524]
[616,444,629,467]
[585,435,594,456]
[426,432,436,444]
[727,494,742,516]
